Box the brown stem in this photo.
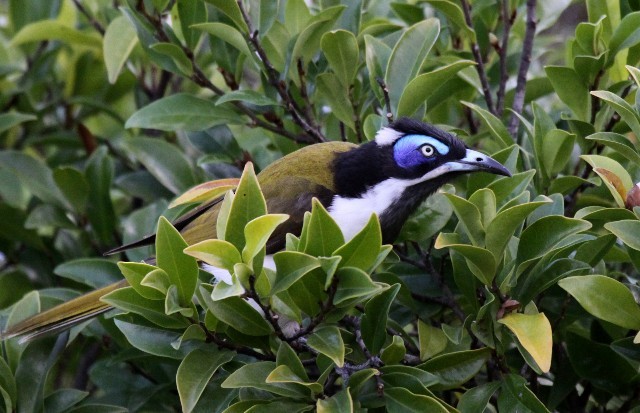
[71,0,106,35]
[460,0,495,114]
[376,77,393,123]
[496,1,514,116]
[507,0,537,137]
[237,1,325,142]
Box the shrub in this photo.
[1,1,640,412]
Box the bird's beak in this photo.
[452,148,512,177]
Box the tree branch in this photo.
[71,0,106,35]
[460,0,495,114]
[376,77,393,124]
[496,0,514,116]
[507,0,537,137]
[237,1,326,143]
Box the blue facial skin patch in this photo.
[393,135,450,169]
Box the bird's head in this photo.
[375,117,511,184]
[332,118,511,242]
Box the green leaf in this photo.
[150,43,193,76]
[321,30,358,87]
[586,132,640,165]
[0,112,36,135]
[317,389,353,412]
[156,217,199,305]
[114,318,194,358]
[361,284,401,354]
[591,90,640,139]
[485,200,550,260]
[85,147,116,245]
[517,216,592,266]
[385,388,448,413]
[221,361,309,398]
[303,199,345,257]
[333,267,381,306]
[53,167,88,214]
[513,258,591,305]
[242,214,289,264]
[11,20,102,48]
[276,342,308,382]
[117,262,165,300]
[125,93,242,132]
[224,163,267,251]
[462,101,513,148]
[291,6,346,66]
[542,130,576,175]
[184,239,242,273]
[177,348,234,413]
[125,137,197,194]
[206,296,272,336]
[499,313,553,372]
[385,18,440,114]
[316,72,355,129]
[265,365,322,395]
[0,355,16,411]
[175,0,207,49]
[192,22,253,60]
[608,11,640,61]
[103,15,138,83]
[15,338,58,413]
[307,326,345,367]
[458,382,501,413]
[605,220,640,250]
[545,66,590,121]
[55,258,122,289]
[418,348,491,390]
[397,60,475,118]
[43,389,88,413]
[423,0,475,39]
[443,193,485,246]
[381,335,407,365]
[435,235,496,285]
[0,151,67,208]
[559,275,640,329]
[203,0,248,32]
[333,214,382,271]
[499,375,550,413]
[272,251,321,295]
[101,287,189,329]
[216,90,279,107]
[418,320,447,360]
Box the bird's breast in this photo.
[328,178,413,241]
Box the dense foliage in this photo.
[1,0,640,411]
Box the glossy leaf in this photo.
[317,389,353,412]
[206,296,272,336]
[559,275,640,329]
[321,30,358,86]
[499,375,550,413]
[101,287,189,329]
[333,214,382,271]
[361,284,400,354]
[385,18,440,113]
[591,90,640,139]
[114,318,195,358]
[177,348,234,413]
[385,388,448,413]
[125,93,242,132]
[192,22,253,60]
[443,193,485,246]
[242,214,289,264]
[271,251,321,294]
[605,220,640,251]
[419,348,491,390]
[156,217,199,305]
[221,362,309,398]
[418,320,447,360]
[307,326,345,367]
[462,101,513,147]
[545,66,590,121]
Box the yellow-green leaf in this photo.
[498,313,553,373]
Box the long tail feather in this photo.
[1,280,128,343]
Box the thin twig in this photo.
[71,0,106,35]
[460,0,495,113]
[507,0,537,137]
[193,319,273,361]
[237,1,325,142]
[496,0,514,116]
[247,276,286,340]
[288,278,339,341]
[297,58,319,131]
[376,78,394,124]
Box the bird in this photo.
[1,118,511,342]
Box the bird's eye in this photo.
[421,144,435,157]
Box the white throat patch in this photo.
[375,126,403,146]
[328,178,418,241]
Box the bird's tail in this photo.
[1,280,128,343]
